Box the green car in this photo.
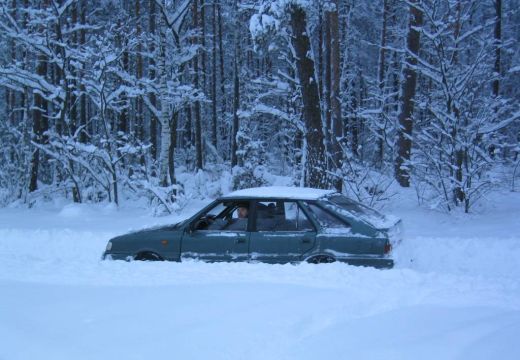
[102,187,402,268]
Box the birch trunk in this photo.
[158,9,171,186]
[330,0,342,191]
[149,0,158,159]
[376,0,389,168]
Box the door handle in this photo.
[302,238,311,243]
[235,238,246,244]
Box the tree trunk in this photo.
[136,0,144,141]
[118,24,129,134]
[200,0,207,91]
[7,0,16,124]
[169,112,178,191]
[29,0,50,193]
[395,0,423,187]
[350,78,359,157]
[70,2,78,136]
[323,8,332,164]
[217,0,226,157]
[492,0,501,98]
[211,0,218,149]
[158,7,171,186]
[330,0,342,191]
[78,0,87,143]
[288,4,327,189]
[452,0,465,206]
[230,0,240,169]
[377,0,389,168]
[193,0,203,170]
[317,4,323,99]
[149,0,158,159]
[29,52,49,193]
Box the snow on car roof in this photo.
[221,186,336,200]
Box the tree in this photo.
[329,0,343,191]
[251,0,328,189]
[230,0,240,169]
[395,0,423,187]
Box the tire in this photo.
[307,255,336,264]
[134,252,164,261]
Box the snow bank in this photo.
[1,190,519,360]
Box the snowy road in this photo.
[1,193,519,360]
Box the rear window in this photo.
[322,195,387,227]
[306,203,350,229]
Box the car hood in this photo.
[115,223,180,239]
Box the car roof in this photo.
[220,186,337,201]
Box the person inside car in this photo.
[237,205,249,219]
[225,203,249,231]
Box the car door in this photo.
[248,200,316,264]
[305,202,366,255]
[181,200,251,262]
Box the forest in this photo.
[0,0,519,213]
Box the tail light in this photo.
[387,220,403,246]
[384,241,392,254]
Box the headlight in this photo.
[106,241,113,251]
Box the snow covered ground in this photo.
[1,190,519,360]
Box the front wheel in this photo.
[134,252,164,261]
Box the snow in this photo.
[508,65,520,73]
[1,190,520,359]
[249,13,279,39]
[222,186,336,200]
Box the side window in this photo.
[256,201,314,232]
[194,201,249,232]
[284,202,314,231]
[307,203,350,229]
[255,201,280,231]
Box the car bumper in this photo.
[337,256,394,269]
[101,252,131,261]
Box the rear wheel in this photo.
[307,255,335,264]
[134,252,164,261]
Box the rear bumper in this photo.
[337,256,394,269]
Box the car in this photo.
[102,186,402,268]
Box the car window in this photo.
[206,202,226,217]
[284,202,314,231]
[256,201,314,232]
[306,203,350,229]
[194,200,249,232]
[324,194,385,224]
